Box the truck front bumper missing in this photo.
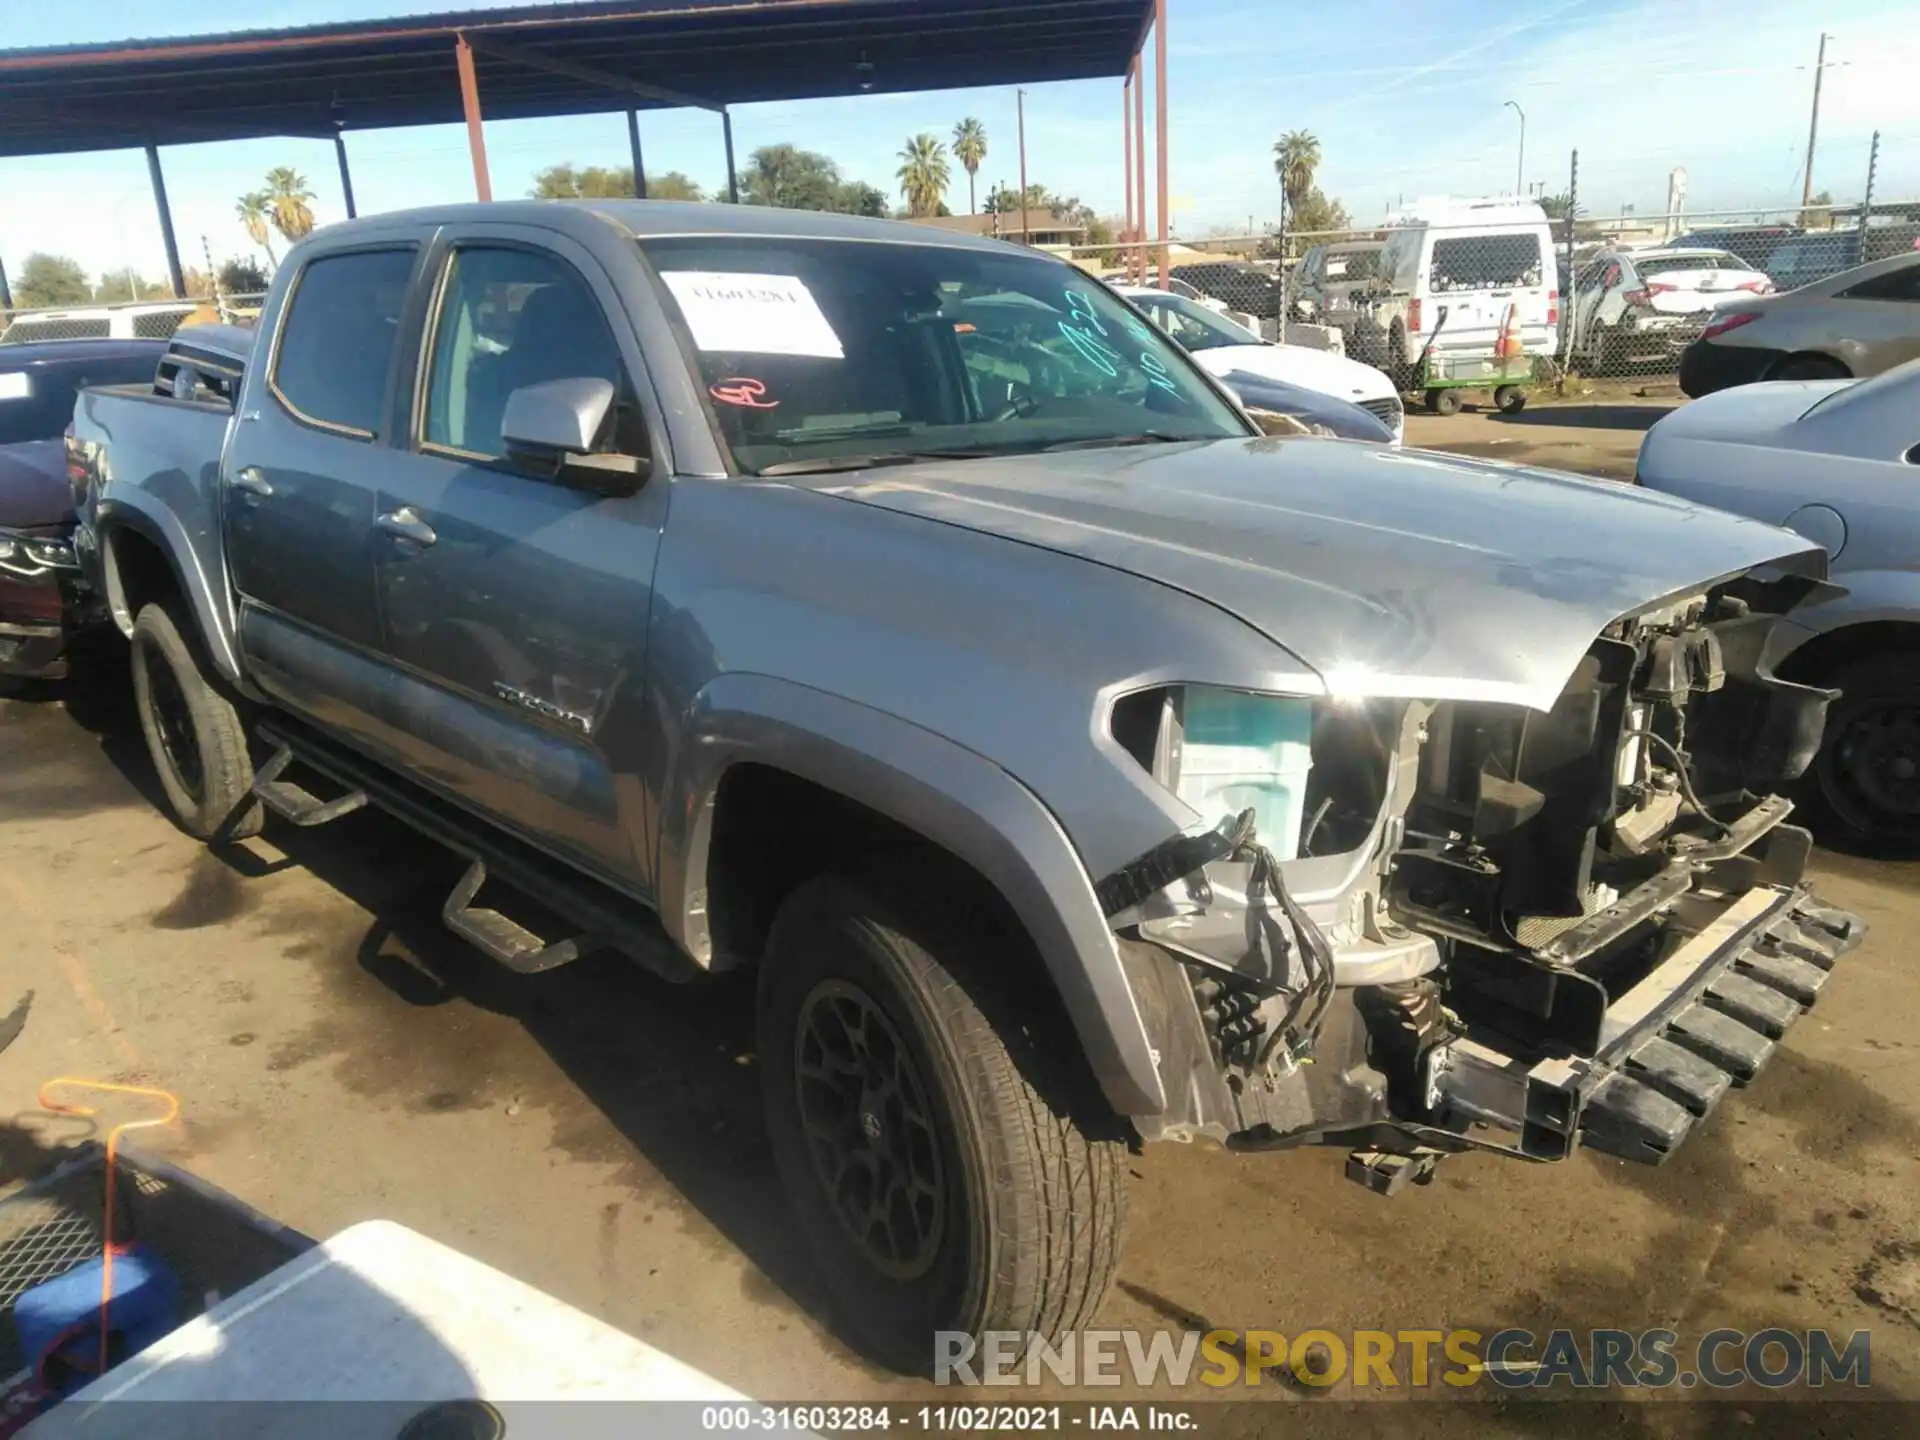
[1437,886,1864,1166]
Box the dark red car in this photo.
[1,338,165,678]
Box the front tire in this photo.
[1801,653,1920,849]
[129,603,261,842]
[758,871,1126,1375]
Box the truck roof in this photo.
[304,200,1032,256]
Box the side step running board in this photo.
[252,745,369,827]
[443,860,588,974]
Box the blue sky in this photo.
[4,0,1918,289]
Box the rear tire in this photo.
[1494,385,1527,414]
[1590,323,1620,375]
[1799,653,1920,850]
[758,870,1126,1375]
[1771,354,1849,382]
[1386,320,1413,390]
[129,603,261,843]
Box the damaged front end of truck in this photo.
[1100,565,1866,1191]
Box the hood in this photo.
[1192,343,1395,401]
[0,440,72,530]
[1215,372,1393,443]
[811,439,1823,711]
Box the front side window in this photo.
[1428,234,1544,292]
[423,247,630,460]
[643,237,1246,474]
[271,248,416,437]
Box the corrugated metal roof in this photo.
[0,0,1154,158]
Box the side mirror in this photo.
[500,377,648,494]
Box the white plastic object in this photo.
[1175,690,1315,860]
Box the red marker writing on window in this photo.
[710,377,779,409]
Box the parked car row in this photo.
[37,200,1866,1376]
[1678,249,1920,396]
[1638,356,1920,846]
[0,337,168,678]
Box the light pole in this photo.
[1503,100,1525,197]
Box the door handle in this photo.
[374,507,437,548]
[231,466,273,497]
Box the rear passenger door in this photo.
[369,234,668,894]
[226,243,421,711]
[1832,262,1920,373]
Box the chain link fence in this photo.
[0,292,267,345]
[1062,197,1919,400]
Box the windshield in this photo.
[1128,292,1263,352]
[641,236,1247,474]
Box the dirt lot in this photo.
[1402,382,1682,481]
[3,413,1917,1431]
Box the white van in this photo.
[0,302,196,346]
[1368,198,1557,383]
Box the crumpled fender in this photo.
[661,671,1167,1116]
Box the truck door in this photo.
[370,236,668,895]
[224,244,421,708]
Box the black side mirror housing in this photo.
[500,377,649,495]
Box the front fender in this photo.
[659,671,1166,1117]
[94,497,249,692]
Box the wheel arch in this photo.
[1765,349,1852,381]
[659,672,1166,1117]
[95,502,249,690]
[1775,616,1920,689]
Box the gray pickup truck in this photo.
[73,201,1863,1372]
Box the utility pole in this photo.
[1859,129,1880,265]
[1801,32,1830,210]
[1016,88,1029,245]
[200,233,220,315]
[1504,100,1525,197]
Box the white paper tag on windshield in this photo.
[0,372,31,400]
[662,272,844,358]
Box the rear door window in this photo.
[1428,234,1545,292]
[269,248,417,438]
[1839,264,1920,302]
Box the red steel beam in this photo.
[1131,51,1144,282]
[1122,73,1133,258]
[454,31,492,201]
[1153,0,1168,288]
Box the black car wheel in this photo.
[129,603,262,842]
[1771,354,1849,382]
[759,868,1126,1374]
[1803,654,1920,848]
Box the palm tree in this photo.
[896,133,951,218]
[235,191,277,266]
[951,117,988,215]
[1272,130,1322,228]
[264,167,317,245]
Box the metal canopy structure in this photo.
[0,0,1172,300]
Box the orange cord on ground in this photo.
[34,1079,181,1380]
